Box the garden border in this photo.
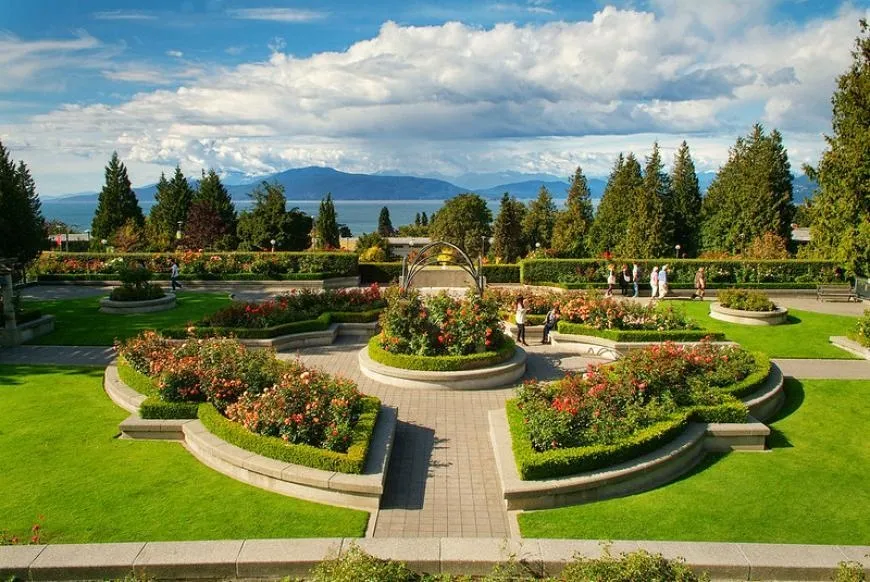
[709,302,789,326]
[489,363,784,511]
[829,336,870,360]
[98,293,176,314]
[103,365,396,511]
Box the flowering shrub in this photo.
[226,360,363,452]
[115,330,172,375]
[516,342,755,452]
[718,289,777,312]
[852,310,870,348]
[377,288,505,357]
[198,285,384,329]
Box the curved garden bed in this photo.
[99,292,176,314]
[709,302,788,326]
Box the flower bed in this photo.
[850,310,870,348]
[509,342,770,480]
[163,285,384,339]
[718,289,777,311]
[115,331,379,473]
[554,323,724,342]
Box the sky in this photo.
[1,0,868,196]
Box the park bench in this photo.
[816,283,857,302]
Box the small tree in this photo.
[237,182,312,251]
[91,152,144,240]
[192,169,237,249]
[492,193,526,263]
[149,166,194,247]
[377,206,394,237]
[314,193,340,249]
[429,193,492,256]
[0,142,47,266]
[183,201,232,250]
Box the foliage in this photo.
[515,342,754,453]
[0,140,47,266]
[377,288,505,357]
[0,517,43,546]
[718,289,777,312]
[588,154,641,256]
[806,20,870,276]
[552,166,594,258]
[91,152,145,240]
[310,544,418,582]
[852,309,870,348]
[429,192,492,256]
[492,193,527,263]
[557,291,698,331]
[741,232,790,259]
[356,231,391,262]
[670,141,703,258]
[621,142,668,258]
[561,546,709,582]
[834,561,867,582]
[190,169,237,250]
[554,324,721,343]
[110,218,147,252]
[236,182,313,251]
[522,185,558,252]
[150,167,194,247]
[701,124,795,254]
[109,263,165,301]
[377,206,395,237]
[314,193,341,249]
[368,335,515,371]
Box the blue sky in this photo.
[1,0,867,195]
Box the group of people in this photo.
[513,295,560,346]
[605,264,707,300]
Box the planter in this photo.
[709,302,788,326]
[99,293,176,314]
[0,315,55,346]
[358,345,527,390]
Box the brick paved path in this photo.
[281,338,606,538]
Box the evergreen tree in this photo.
[91,152,144,240]
[237,182,312,251]
[670,141,702,257]
[149,166,194,245]
[0,142,46,266]
[522,185,558,251]
[492,193,527,263]
[429,193,492,256]
[414,212,422,227]
[377,206,394,237]
[701,125,794,254]
[807,19,870,275]
[420,212,429,226]
[589,154,641,256]
[314,193,340,249]
[621,145,667,258]
[552,166,595,257]
[192,169,237,249]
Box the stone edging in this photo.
[99,293,177,314]
[0,314,55,346]
[489,364,783,511]
[829,336,870,360]
[357,346,528,390]
[710,303,789,326]
[2,538,867,581]
[103,365,396,511]
[231,321,378,351]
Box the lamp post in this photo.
[176,221,183,241]
[270,239,276,253]
[675,244,681,259]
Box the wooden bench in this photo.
[816,284,857,302]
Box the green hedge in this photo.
[367,335,517,371]
[482,264,520,283]
[359,262,403,284]
[163,309,382,339]
[555,322,725,342]
[14,309,43,325]
[117,358,200,419]
[718,352,772,400]
[117,357,158,397]
[547,281,827,290]
[329,309,383,324]
[37,272,340,282]
[198,398,380,474]
[521,259,845,286]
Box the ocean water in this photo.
[41,198,571,236]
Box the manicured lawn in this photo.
[0,365,369,543]
[679,301,858,359]
[518,378,870,545]
[23,293,231,346]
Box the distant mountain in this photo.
[477,180,570,199]
[792,174,817,204]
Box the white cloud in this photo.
[3,3,868,194]
[92,10,157,21]
[226,8,326,22]
[166,50,184,58]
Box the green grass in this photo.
[518,378,870,545]
[0,365,369,543]
[23,293,231,346]
[679,301,859,359]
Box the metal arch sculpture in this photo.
[400,241,485,295]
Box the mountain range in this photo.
[45,166,816,204]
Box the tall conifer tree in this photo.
[91,152,144,240]
[0,142,46,265]
[552,166,594,257]
[621,145,666,258]
[670,141,702,257]
[315,192,340,249]
[522,185,557,251]
[150,166,194,242]
[492,193,526,263]
[377,206,394,237]
[589,154,641,256]
[188,169,237,249]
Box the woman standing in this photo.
[515,296,528,346]
[692,267,706,300]
[606,265,616,297]
[649,266,659,300]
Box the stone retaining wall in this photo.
[99,293,176,314]
[0,315,55,346]
[2,538,867,581]
[709,303,789,326]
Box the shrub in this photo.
[116,331,173,375]
[310,544,418,582]
[195,339,284,411]
[834,561,867,582]
[109,264,165,301]
[554,323,723,343]
[718,288,777,311]
[368,335,516,371]
[851,310,870,348]
[359,262,403,284]
[561,546,709,582]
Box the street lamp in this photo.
[675,244,681,259]
[176,221,183,240]
[270,238,276,253]
[535,242,541,252]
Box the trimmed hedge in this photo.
[719,352,772,400]
[198,397,381,474]
[521,259,845,286]
[37,272,341,282]
[546,281,827,290]
[117,358,200,419]
[482,264,521,284]
[367,335,517,371]
[555,322,725,342]
[163,308,382,339]
[13,309,43,325]
[359,262,403,284]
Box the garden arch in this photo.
[400,241,485,295]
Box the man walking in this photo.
[631,263,640,297]
[170,259,182,292]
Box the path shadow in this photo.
[766,379,805,449]
[379,420,438,510]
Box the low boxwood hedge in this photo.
[367,335,517,372]
[163,308,382,339]
[718,352,772,400]
[359,262,402,284]
[117,358,199,419]
[555,322,725,342]
[38,272,342,282]
[482,264,520,284]
[198,397,381,474]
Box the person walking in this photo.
[542,304,560,345]
[658,264,669,298]
[620,264,631,296]
[515,295,528,346]
[649,266,659,300]
[631,262,640,297]
[170,259,182,292]
[606,265,616,297]
[692,267,706,300]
